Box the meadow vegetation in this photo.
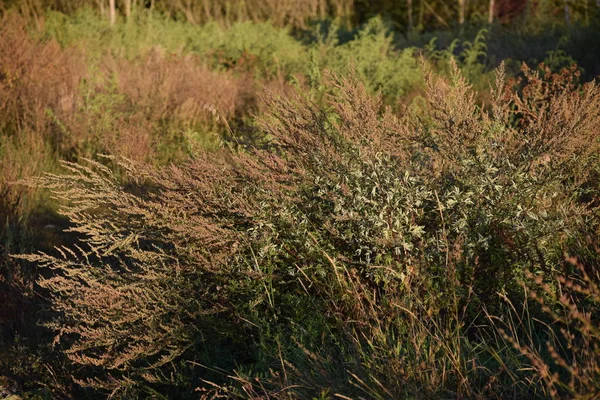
[1,1,600,399]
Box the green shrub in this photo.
[42,8,307,79]
[321,17,421,103]
[200,21,308,79]
[42,8,200,59]
[238,62,599,397]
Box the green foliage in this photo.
[424,28,492,90]
[42,8,307,79]
[42,8,197,59]
[541,36,579,73]
[201,21,308,79]
[459,28,489,78]
[321,17,421,102]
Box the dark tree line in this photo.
[2,0,599,30]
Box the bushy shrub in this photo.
[16,59,600,398]
[200,21,308,79]
[86,51,256,162]
[0,12,85,148]
[237,62,599,397]
[0,11,83,282]
[17,154,266,396]
[1,11,262,168]
[42,8,208,60]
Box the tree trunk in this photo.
[176,0,197,24]
[565,0,570,24]
[488,0,495,23]
[124,0,131,21]
[407,0,413,32]
[424,0,450,27]
[458,0,465,24]
[109,0,116,25]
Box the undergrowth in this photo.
[2,5,600,399]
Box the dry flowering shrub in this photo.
[0,12,84,147]
[111,51,255,131]
[16,62,600,397]
[0,12,85,222]
[0,12,263,168]
[506,63,600,184]
[97,117,155,162]
[15,153,264,396]
[0,11,72,337]
[0,12,101,273]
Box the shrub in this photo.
[0,12,85,149]
[234,62,599,397]
[17,154,266,396]
[200,21,308,80]
[0,11,82,305]
[17,60,600,397]
[86,51,257,162]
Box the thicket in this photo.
[8,61,600,399]
[2,3,600,399]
